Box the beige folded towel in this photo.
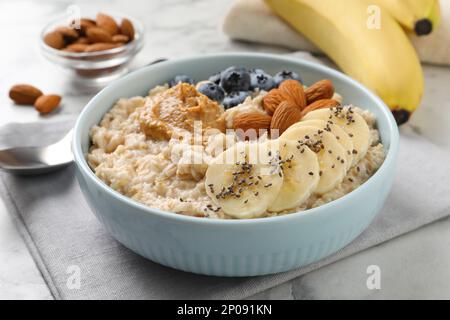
[223,0,450,66]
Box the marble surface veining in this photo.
[1,0,450,300]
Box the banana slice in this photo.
[288,119,354,170]
[268,140,319,212]
[302,106,370,165]
[281,125,347,195]
[205,141,283,219]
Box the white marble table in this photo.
[1,0,450,300]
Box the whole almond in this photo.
[9,84,43,105]
[305,80,335,104]
[64,43,89,52]
[34,94,61,114]
[279,79,307,110]
[300,99,341,118]
[263,89,285,115]
[96,13,119,36]
[112,34,129,43]
[86,27,113,43]
[43,31,64,49]
[77,18,96,36]
[233,112,272,132]
[84,42,122,52]
[270,101,302,135]
[55,26,79,42]
[120,18,135,41]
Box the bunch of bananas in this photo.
[265,0,441,125]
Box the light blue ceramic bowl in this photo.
[73,53,399,277]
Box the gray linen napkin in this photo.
[1,118,450,300]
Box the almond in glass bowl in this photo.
[40,12,144,86]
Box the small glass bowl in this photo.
[40,12,144,86]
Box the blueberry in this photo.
[249,69,276,91]
[197,81,225,103]
[273,70,303,87]
[222,91,251,109]
[220,67,251,93]
[168,75,195,87]
[208,72,222,85]
[222,66,247,74]
[209,67,243,85]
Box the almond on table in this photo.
[34,94,61,114]
[9,84,43,105]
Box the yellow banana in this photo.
[372,0,441,35]
[265,0,424,124]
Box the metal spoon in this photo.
[0,58,169,175]
[0,129,73,175]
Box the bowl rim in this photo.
[39,11,145,59]
[73,52,399,226]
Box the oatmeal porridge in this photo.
[87,67,385,219]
